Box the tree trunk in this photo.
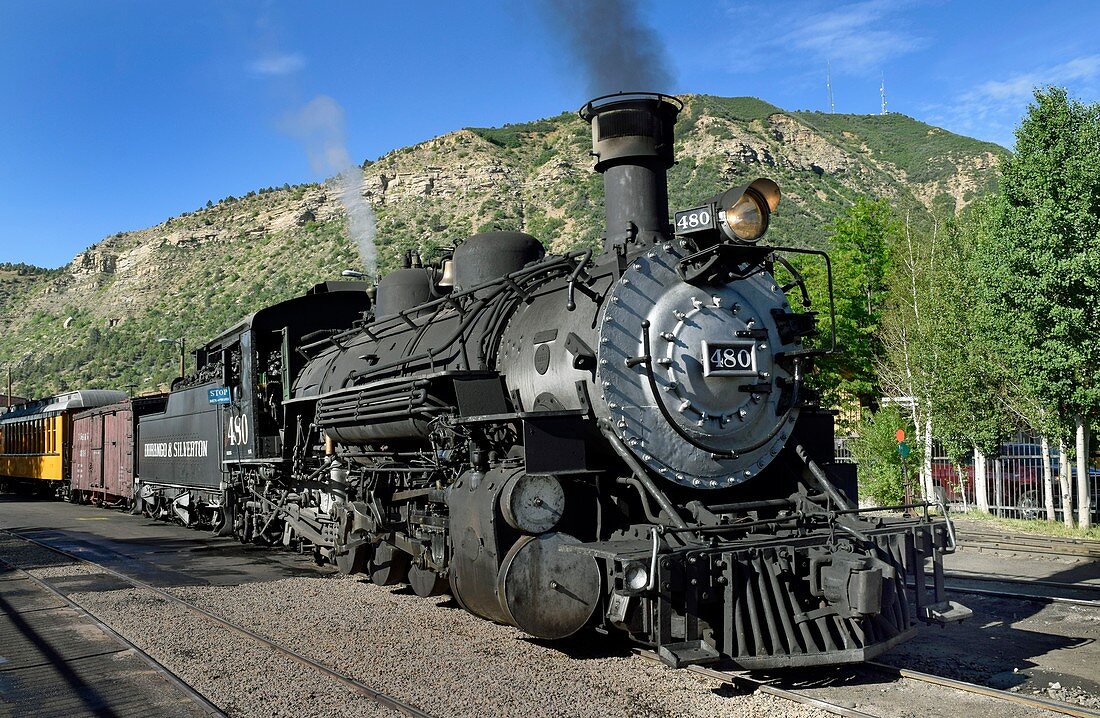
[975,448,989,513]
[956,463,969,512]
[1077,416,1092,530]
[1060,439,1074,528]
[994,459,1004,517]
[1041,435,1056,522]
[923,417,934,502]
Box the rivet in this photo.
[673,310,686,320]
[601,336,609,343]
[691,297,704,309]
[661,332,675,341]
[656,358,672,367]
[602,381,611,388]
[712,296,722,308]
[758,460,766,468]
[709,480,718,488]
[679,240,689,248]
[738,409,748,419]
[647,251,657,258]
[632,263,642,270]
[642,454,652,461]
[676,474,685,481]
[726,477,736,484]
[678,400,691,412]
[692,479,701,486]
[760,343,768,350]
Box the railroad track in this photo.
[0,554,229,718]
[941,573,1100,608]
[637,650,1100,718]
[0,528,436,718]
[957,531,1100,559]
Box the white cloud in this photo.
[719,0,925,77]
[970,54,1100,103]
[926,54,1100,148]
[249,53,306,77]
[779,0,924,73]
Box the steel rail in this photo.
[942,581,1100,608]
[0,528,437,718]
[0,552,229,718]
[634,649,878,718]
[956,532,1100,559]
[944,570,1099,592]
[864,662,1100,718]
[639,647,1100,718]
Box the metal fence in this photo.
[835,435,1100,522]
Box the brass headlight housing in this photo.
[717,178,781,243]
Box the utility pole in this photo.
[827,61,835,114]
[880,72,888,115]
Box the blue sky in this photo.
[1,0,1097,268]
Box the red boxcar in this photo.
[71,395,167,506]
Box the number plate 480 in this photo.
[702,340,757,377]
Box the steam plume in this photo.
[283,95,376,276]
[540,0,674,96]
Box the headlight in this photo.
[673,177,781,247]
[721,189,769,242]
[624,562,649,591]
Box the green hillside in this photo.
[0,94,1007,398]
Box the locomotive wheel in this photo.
[335,543,369,575]
[408,565,449,597]
[370,543,409,586]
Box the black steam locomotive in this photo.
[135,93,968,669]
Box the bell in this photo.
[438,259,455,287]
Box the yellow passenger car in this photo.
[0,390,127,492]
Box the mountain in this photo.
[0,94,1006,398]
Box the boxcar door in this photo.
[119,404,135,502]
[103,406,128,501]
[90,413,105,497]
[71,415,93,496]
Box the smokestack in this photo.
[580,92,682,252]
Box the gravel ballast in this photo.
[168,574,825,718]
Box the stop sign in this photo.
[895,429,906,442]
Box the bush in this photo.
[848,404,921,506]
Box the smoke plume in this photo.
[540,0,674,96]
[283,95,377,276]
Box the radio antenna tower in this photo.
[880,72,888,115]
[827,61,835,113]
